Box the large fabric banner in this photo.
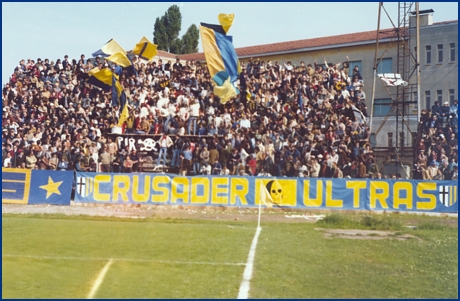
[2,168,73,205]
[74,172,458,213]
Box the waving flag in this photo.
[132,36,158,62]
[118,91,128,127]
[111,73,123,107]
[87,67,114,91]
[378,73,408,87]
[218,13,234,34]
[259,181,274,208]
[106,51,138,76]
[200,14,241,103]
[351,104,367,124]
[106,51,131,68]
[86,67,123,109]
[92,39,126,58]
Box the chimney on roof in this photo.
[409,9,434,28]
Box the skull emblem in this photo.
[266,180,283,204]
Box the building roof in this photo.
[178,20,458,62]
[156,50,178,60]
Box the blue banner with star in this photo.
[2,168,73,205]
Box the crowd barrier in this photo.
[2,169,458,213]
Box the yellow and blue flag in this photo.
[132,36,158,62]
[106,51,138,76]
[218,13,234,34]
[111,73,124,107]
[87,67,114,91]
[92,39,126,58]
[86,67,123,108]
[118,97,129,127]
[106,51,132,68]
[200,14,241,103]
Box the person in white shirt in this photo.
[178,105,189,123]
[156,95,169,109]
[3,152,12,167]
[163,103,177,133]
[239,114,251,129]
[210,116,220,129]
[283,60,293,71]
[139,105,149,119]
[187,98,200,135]
[157,133,173,166]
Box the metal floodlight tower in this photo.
[370,2,422,178]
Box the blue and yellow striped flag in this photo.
[132,36,158,62]
[92,39,126,58]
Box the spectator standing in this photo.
[180,145,192,176]
[130,150,140,172]
[99,146,111,172]
[57,157,68,171]
[123,154,133,173]
[188,98,200,135]
[440,101,451,126]
[157,133,173,166]
[171,135,182,167]
[49,153,59,170]
[25,151,37,169]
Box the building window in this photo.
[449,89,455,103]
[425,91,431,109]
[426,45,431,64]
[377,58,392,74]
[348,60,362,77]
[388,132,393,147]
[399,132,405,148]
[373,98,394,117]
[370,133,376,148]
[450,43,456,62]
[437,90,443,103]
[437,44,443,63]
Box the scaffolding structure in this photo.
[370,2,421,178]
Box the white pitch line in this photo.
[237,226,262,299]
[87,259,113,299]
[2,254,246,266]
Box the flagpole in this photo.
[257,196,262,229]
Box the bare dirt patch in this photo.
[1,203,320,223]
[314,228,421,241]
[2,203,457,227]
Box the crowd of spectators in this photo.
[413,100,458,180]
[1,53,456,180]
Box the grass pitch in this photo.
[2,213,458,298]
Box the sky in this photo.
[2,2,458,85]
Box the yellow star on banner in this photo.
[39,176,63,199]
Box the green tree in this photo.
[153,16,168,51]
[169,38,182,55]
[153,5,199,54]
[165,5,182,49]
[153,5,182,53]
[180,24,199,54]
